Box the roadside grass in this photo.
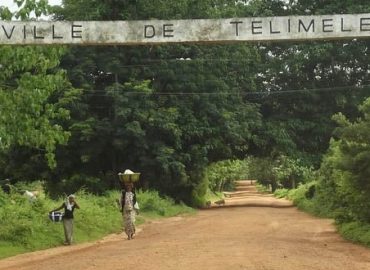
[0,188,195,259]
[277,182,334,218]
[273,183,370,248]
[256,184,271,194]
[273,188,288,198]
[337,222,370,247]
[0,243,28,259]
[204,189,224,203]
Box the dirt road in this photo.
[1,181,369,270]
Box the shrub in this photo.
[137,189,194,216]
[273,156,317,189]
[283,182,334,218]
[206,159,248,192]
[337,222,370,246]
[315,98,370,224]
[248,157,275,188]
[274,188,289,198]
[256,183,271,193]
[248,156,315,192]
[0,188,193,259]
[45,174,108,197]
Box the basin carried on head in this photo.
[118,169,140,183]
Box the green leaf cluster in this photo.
[317,98,370,223]
[0,45,79,168]
[2,0,370,208]
[206,159,248,192]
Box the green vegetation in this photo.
[276,182,332,218]
[1,0,370,205]
[6,0,370,206]
[1,0,370,252]
[136,190,194,217]
[0,188,194,259]
[196,159,248,206]
[266,98,370,247]
[272,188,289,198]
[204,190,224,203]
[273,180,370,247]
[206,160,248,192]
[249,156,315,192]
[252,97,370,247]
[337,222,370,246]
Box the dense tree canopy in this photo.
[1,0,370,206]
[0,0,80,169]
[317,98,370,223]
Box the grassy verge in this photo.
[273,183,370,247]
[0,189,194,259]
[204,189,224,202]
[255,184,271,194]
[337,222,370,246]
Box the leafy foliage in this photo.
[0,187,193,258]
[207,160,248,192]
[0,44,79,168]
[0,1,80,168]
[1,0,370,249]
[248,156,314,191]
[2,0,370,212]
[317,98,370,223]
[37,1,265,202]
[337,222,370,246]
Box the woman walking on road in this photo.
[120,183,138,240]
[50,194,80,245]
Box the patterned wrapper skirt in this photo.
[124,209,136,236]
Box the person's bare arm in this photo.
[74,201,80,209]
[50,203,64,213]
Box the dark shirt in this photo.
[1,184,11,194]
[63,202,76,219]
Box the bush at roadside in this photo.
[0,187,194,259]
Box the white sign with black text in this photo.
[1,13,370,45]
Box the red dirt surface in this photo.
[1,181,369,270]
